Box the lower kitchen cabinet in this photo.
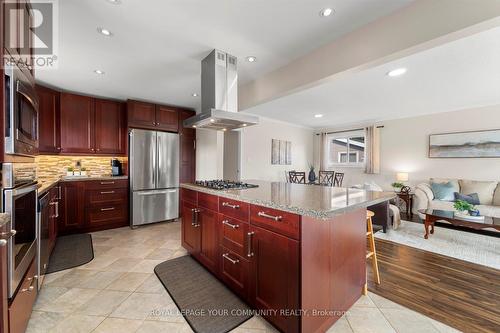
[220,246,250,300]
[59,180,129,234]
[181,200,200,254]
[249,225,300,333]
[8,259,37,333]
[198,208,218,274]
[60,181,86,233]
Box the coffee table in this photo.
[418,209,500,239]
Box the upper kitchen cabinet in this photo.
[155,105,179,132]
[94,99,126,155]
[127,100,156,129]
[60,93,94,154]
[127,100,180,132]
[37,85,60,154]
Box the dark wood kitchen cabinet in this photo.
[181,193,200,254]
[59,180,128,235]
[127,100,156,129]
[59,93,127,156]
[127,100,182,132]
[198,206,219,274]
[179,109,196,183]
[8,259,37,333]
[155,105,179,132]
[249,225,300,333]
[37,85,61,154]
[60,93,95,154]
[94,99,126,155]
[59,181,86,233]
[0,214,8,333]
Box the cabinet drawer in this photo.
[250,205,300,240]
[85,179,128,190]
[220,246,250,301]
[181,188,197,204]
[9,259,38,333]
[219,198,249,222]
[87,204,127,226]
[86,188,127,206]
[198,192,218,211]
[219,214,249,258]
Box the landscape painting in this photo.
[271,139,292,165]
[429,129,500,158]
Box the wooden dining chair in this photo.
[318,171,335,186]
[333,172,344,187]
[289,171,306,184]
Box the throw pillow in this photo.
[459,180,498,205]
[431,181,456,201]
[454,192,480,205]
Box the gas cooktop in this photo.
[194,180,259,190]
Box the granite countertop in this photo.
[181,180,396,220]
[37,175,129,196]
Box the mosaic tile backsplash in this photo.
[36,156,128,183]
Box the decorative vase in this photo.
[469,209,480,216]
[74,170,81,176]
[66,171,73,176]
[81,171,87,176]
[308,169,316,183]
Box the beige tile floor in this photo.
[27,221,460,333]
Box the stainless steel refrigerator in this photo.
[129,129,179,227]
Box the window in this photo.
[327,130,365,167]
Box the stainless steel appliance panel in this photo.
[37,192,50,289]
[5,183,38,298]
[130,129,156,191]
[132,189,179,226]
[156,132,179,189]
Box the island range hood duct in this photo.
[183,50,259,130]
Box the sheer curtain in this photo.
[319,132,328,171]
[365,125,380,174]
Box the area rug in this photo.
[154,256,252,333]
[375,221,500,270]
[46,234,94,274]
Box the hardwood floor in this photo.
[368,238,500,333]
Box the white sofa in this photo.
[414,178,500,219]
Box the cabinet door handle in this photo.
[222,202,240,209]
[257,211,282,221]
[152,121,156,125]
[0,229,17,240]
[100,191,115,194]
[57,186,62,200]
[100,181,115,185]
[191,208,201,227]
[55,201,59,218]
[100,207,115,211]
[222,253,239,264]
[246,231,254,257]
[222,220,239,229]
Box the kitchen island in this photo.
[180,181,395,333]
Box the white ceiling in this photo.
[244,26,500,129]
[36,0,412,108]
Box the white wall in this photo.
[195,130,224,180]
[317,105,500,189]
[195,117,314,182]
[240,117,314,181]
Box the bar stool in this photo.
[363,210,380,295]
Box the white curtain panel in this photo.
[364,125,381,174]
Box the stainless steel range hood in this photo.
[183,50,259,130]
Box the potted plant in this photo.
[391,182,404,192]
[80,167,87,176]
[453,200,480,216]
[308,164,316,183]
[66,167,74,176]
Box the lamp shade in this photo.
[396,172,409,182]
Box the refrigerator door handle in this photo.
[137,190,177,196]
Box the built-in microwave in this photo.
[4,66,39,156]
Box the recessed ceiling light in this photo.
[246,56,257,63]
[192,93,198,97]
[314,114,323,118]
[192,125,197,128]
[387,68,407,77]
[106,0,121,4]
[210,118,215,123]
[319,8,334,17]
[222,128,227,131]
[94,69,105,75]
[97,27,113,36]
[242,124,247,127]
